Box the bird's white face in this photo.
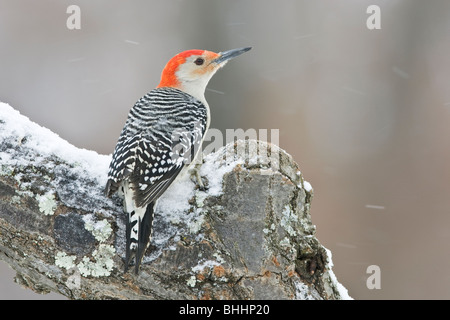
[175,52,223,103]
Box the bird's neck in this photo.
[177,81,209,106]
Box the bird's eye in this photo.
[194,58,204,65]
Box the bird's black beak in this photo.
[213,47,252,65]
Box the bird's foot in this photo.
[189,166,209,191]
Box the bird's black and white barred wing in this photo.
[104,87,208,207]
[129,136,185,208]
[104,131,140,197]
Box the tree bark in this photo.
[0,103,350,299]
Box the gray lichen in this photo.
[55,251,77,270]
[76,244,116,277]
[83,216,113,243]
[37,192,57,215]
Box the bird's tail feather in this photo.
[135,202,154,274]
[124,200,155,274]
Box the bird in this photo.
[105,47,251,274]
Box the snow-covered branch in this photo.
[0,102,350,299]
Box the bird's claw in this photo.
[189,167,209,191]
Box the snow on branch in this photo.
[0,102,350,299]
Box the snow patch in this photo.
[324,248,352,300]
[0,102,115,215]
[200,151,243,196]
[192,259,221,273]
[0,102,110,187]
[294,280,321,300]
[303,181,313,192]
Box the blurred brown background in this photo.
[1,0,450,299]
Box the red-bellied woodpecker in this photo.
[105,47,251,273]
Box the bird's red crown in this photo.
[157,49,219,88]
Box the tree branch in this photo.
[0,102,350,299]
